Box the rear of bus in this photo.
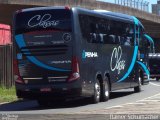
[13,7,81,100]
[148,53,160,80]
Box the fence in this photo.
[115,0,149,12]
[0,45,13,88]
[0,0,149,12]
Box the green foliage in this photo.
[0,86,17,103]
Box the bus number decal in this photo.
[110,46,125,74]
[28,14,59,28]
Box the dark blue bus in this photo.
[13,6,152,106]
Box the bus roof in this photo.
[94,10,133,20]
[74,7,144,28]
[15,6,144,28]
[15,6,68,13]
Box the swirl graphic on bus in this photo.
[110,46,125,74]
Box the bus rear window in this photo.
[14,9,71,34]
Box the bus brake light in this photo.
[65,6,70,10]
[67,57,80,82]
[13,59,24,84]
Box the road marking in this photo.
[127,102,146,105]
[104,105,123,109]
[137,93,160,101]
[140,99,160,102]
[105,92,160,109]
[150,82,160,87]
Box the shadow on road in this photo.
[0,90,134,111]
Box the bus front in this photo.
[13,7,80,102]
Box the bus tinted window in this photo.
[79,14,134,45]
[15,9,71,34]
[79,14,109,44]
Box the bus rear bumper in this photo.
[15,82,82,100]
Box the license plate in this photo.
[40,88,51,92]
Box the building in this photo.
[152,0,160,15]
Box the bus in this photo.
[94,10,155,85]
[148,53,160,81]
[140,34,155,84]
[13,6,151,106]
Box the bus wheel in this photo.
[92,79,101,103]
[101,78,110,102]
[134,73,142,93]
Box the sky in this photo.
[99,0,157,13]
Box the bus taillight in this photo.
[67,57,80,82]
[65,6,70,10]
[13,59,23,84]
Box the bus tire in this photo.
[134,71,142,93]
[101,77,110,102]
[92,78,101,103]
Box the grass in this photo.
[0,86,17,103]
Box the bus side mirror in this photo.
[143,34,155,53]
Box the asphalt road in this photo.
[0,80,160,114]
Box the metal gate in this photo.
[0,45,13,88]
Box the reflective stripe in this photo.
[136,61,150,80]
[117,46,138,82]
[144,34,155,51]
[15,34,71,72]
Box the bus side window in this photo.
[108,35,116,44]
[79,14,91,43]
[90,33,96,43]
[115,36,121,44]
[124,37,131,46]
[89,17,108,44]
[121,24,134,46]
[103,21,116,44]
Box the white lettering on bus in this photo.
[110,46,125,74]
[85,52,98,58]
[28,14,59,28]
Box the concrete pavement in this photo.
[1,81,160,120]
[76,92,160,114]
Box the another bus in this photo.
[148,53,160,81]
[13,6,151,106]
[140,34,155,84]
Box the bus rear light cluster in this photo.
[40,88,51,92]
[65,6,70,10]
[13,59,24,84]
[67,57,80,82]
[68,72,80,82]
[14,75,23,84]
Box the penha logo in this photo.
[82,50,98,59]
[28,14,59,28]
[110,46,125,74]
